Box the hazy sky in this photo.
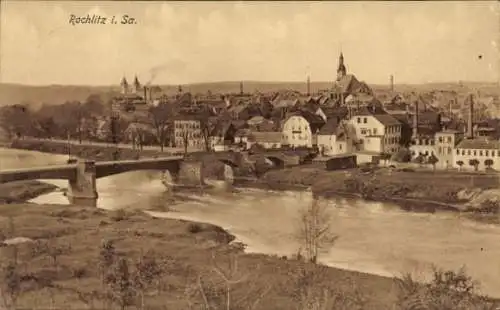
[1,1,499,86]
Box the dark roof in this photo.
[318,118,340,135]
[372,114,401,126]
[248,131,282,143]
[456,138,500,150]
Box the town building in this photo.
[173,115,207,151]
[282,111,325,148]
[453,139,500,171]
[316,118,349,156]
[247,132,282,149]
[434,130,463,168]
[348,111,402,154]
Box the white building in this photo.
[348,113,402,154]
[317,118,349,156]
[282,112,325,148]
[434,130,463,168]
[453,138,500,171]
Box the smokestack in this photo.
[467,94,474,139]
[149,87,152,103]
[307,76,311,96]
[240,81,243,95]
[390,75,394,92]
[143,86,148,102]
[412,100,419,138]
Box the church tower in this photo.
[120,76,129,95]
[336,52,347,81]
[133,75,141,94]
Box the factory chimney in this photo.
[307,76,311,96]
[412,99,419,138]
[390,75,394,92]
[143,86,148,103]
[467,94,474,139]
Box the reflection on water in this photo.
[2,148,500,298]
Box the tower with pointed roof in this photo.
[336,52,347,81]
[133,75,141,94]
[120,76,129,95]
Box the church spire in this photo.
[337,52,346,80]
[120,76,129,95]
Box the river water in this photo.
[1,147,500,298]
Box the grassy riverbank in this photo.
[0,181,57,204]
[260,165,500,215]
[0,204,497,310]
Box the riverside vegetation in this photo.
[0,203,498,310]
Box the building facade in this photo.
[173,116,205,151]
[282,113,325,148]
[348,113,402,154]
[453,139,500,171]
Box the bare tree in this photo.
[185,253,271,310]
[181,129,190,157]
[297,197,338,264]
[200,120,215,152]
[148,103,174,152]
[133,250,163,310]
[106,257,136,310]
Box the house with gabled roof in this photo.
[348,110,402,154]
[282,110,325,148]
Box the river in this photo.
[2,147,500,298]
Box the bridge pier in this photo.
[176,160,205,186]
[67,160,98,207]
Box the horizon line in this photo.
[1,80,499,88]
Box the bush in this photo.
[187,223,202,234]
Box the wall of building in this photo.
[174,119,204,150]
[363,136,383,153]
[453,148,500,171]
[435,132,459,168]
[383,124,401,154]
[282,116,314,147]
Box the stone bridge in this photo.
[0,156,204,207]
[0,150,309,207]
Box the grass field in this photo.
[0,204,406,310]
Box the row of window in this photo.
[174,132,201,138]
[437,136,453,144]
[175,122,200,129]
[456,149,500,157]
[438,146,453,155]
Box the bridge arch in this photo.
[264,156,285,169]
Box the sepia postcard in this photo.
[0,1,500,309]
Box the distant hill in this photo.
[0,81,498,107]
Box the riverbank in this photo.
[257,165,500,215]
[0,203,497,310]
[0,181,57,204]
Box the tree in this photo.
[133,251,163,310]
[456,160,464,171]
[380,152,392,166]
[469,159,479,172]
[414,154,425,167]
[106,258,136,310]
[484,159,494,170]
[427,154,439,171]
[181,129,190,157]
[148,103,174,152]
[296,197,338,264]
[391,148,412,163]
[200,120,215,152]
[0,104,33,139]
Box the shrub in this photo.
[187,223,202,234]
